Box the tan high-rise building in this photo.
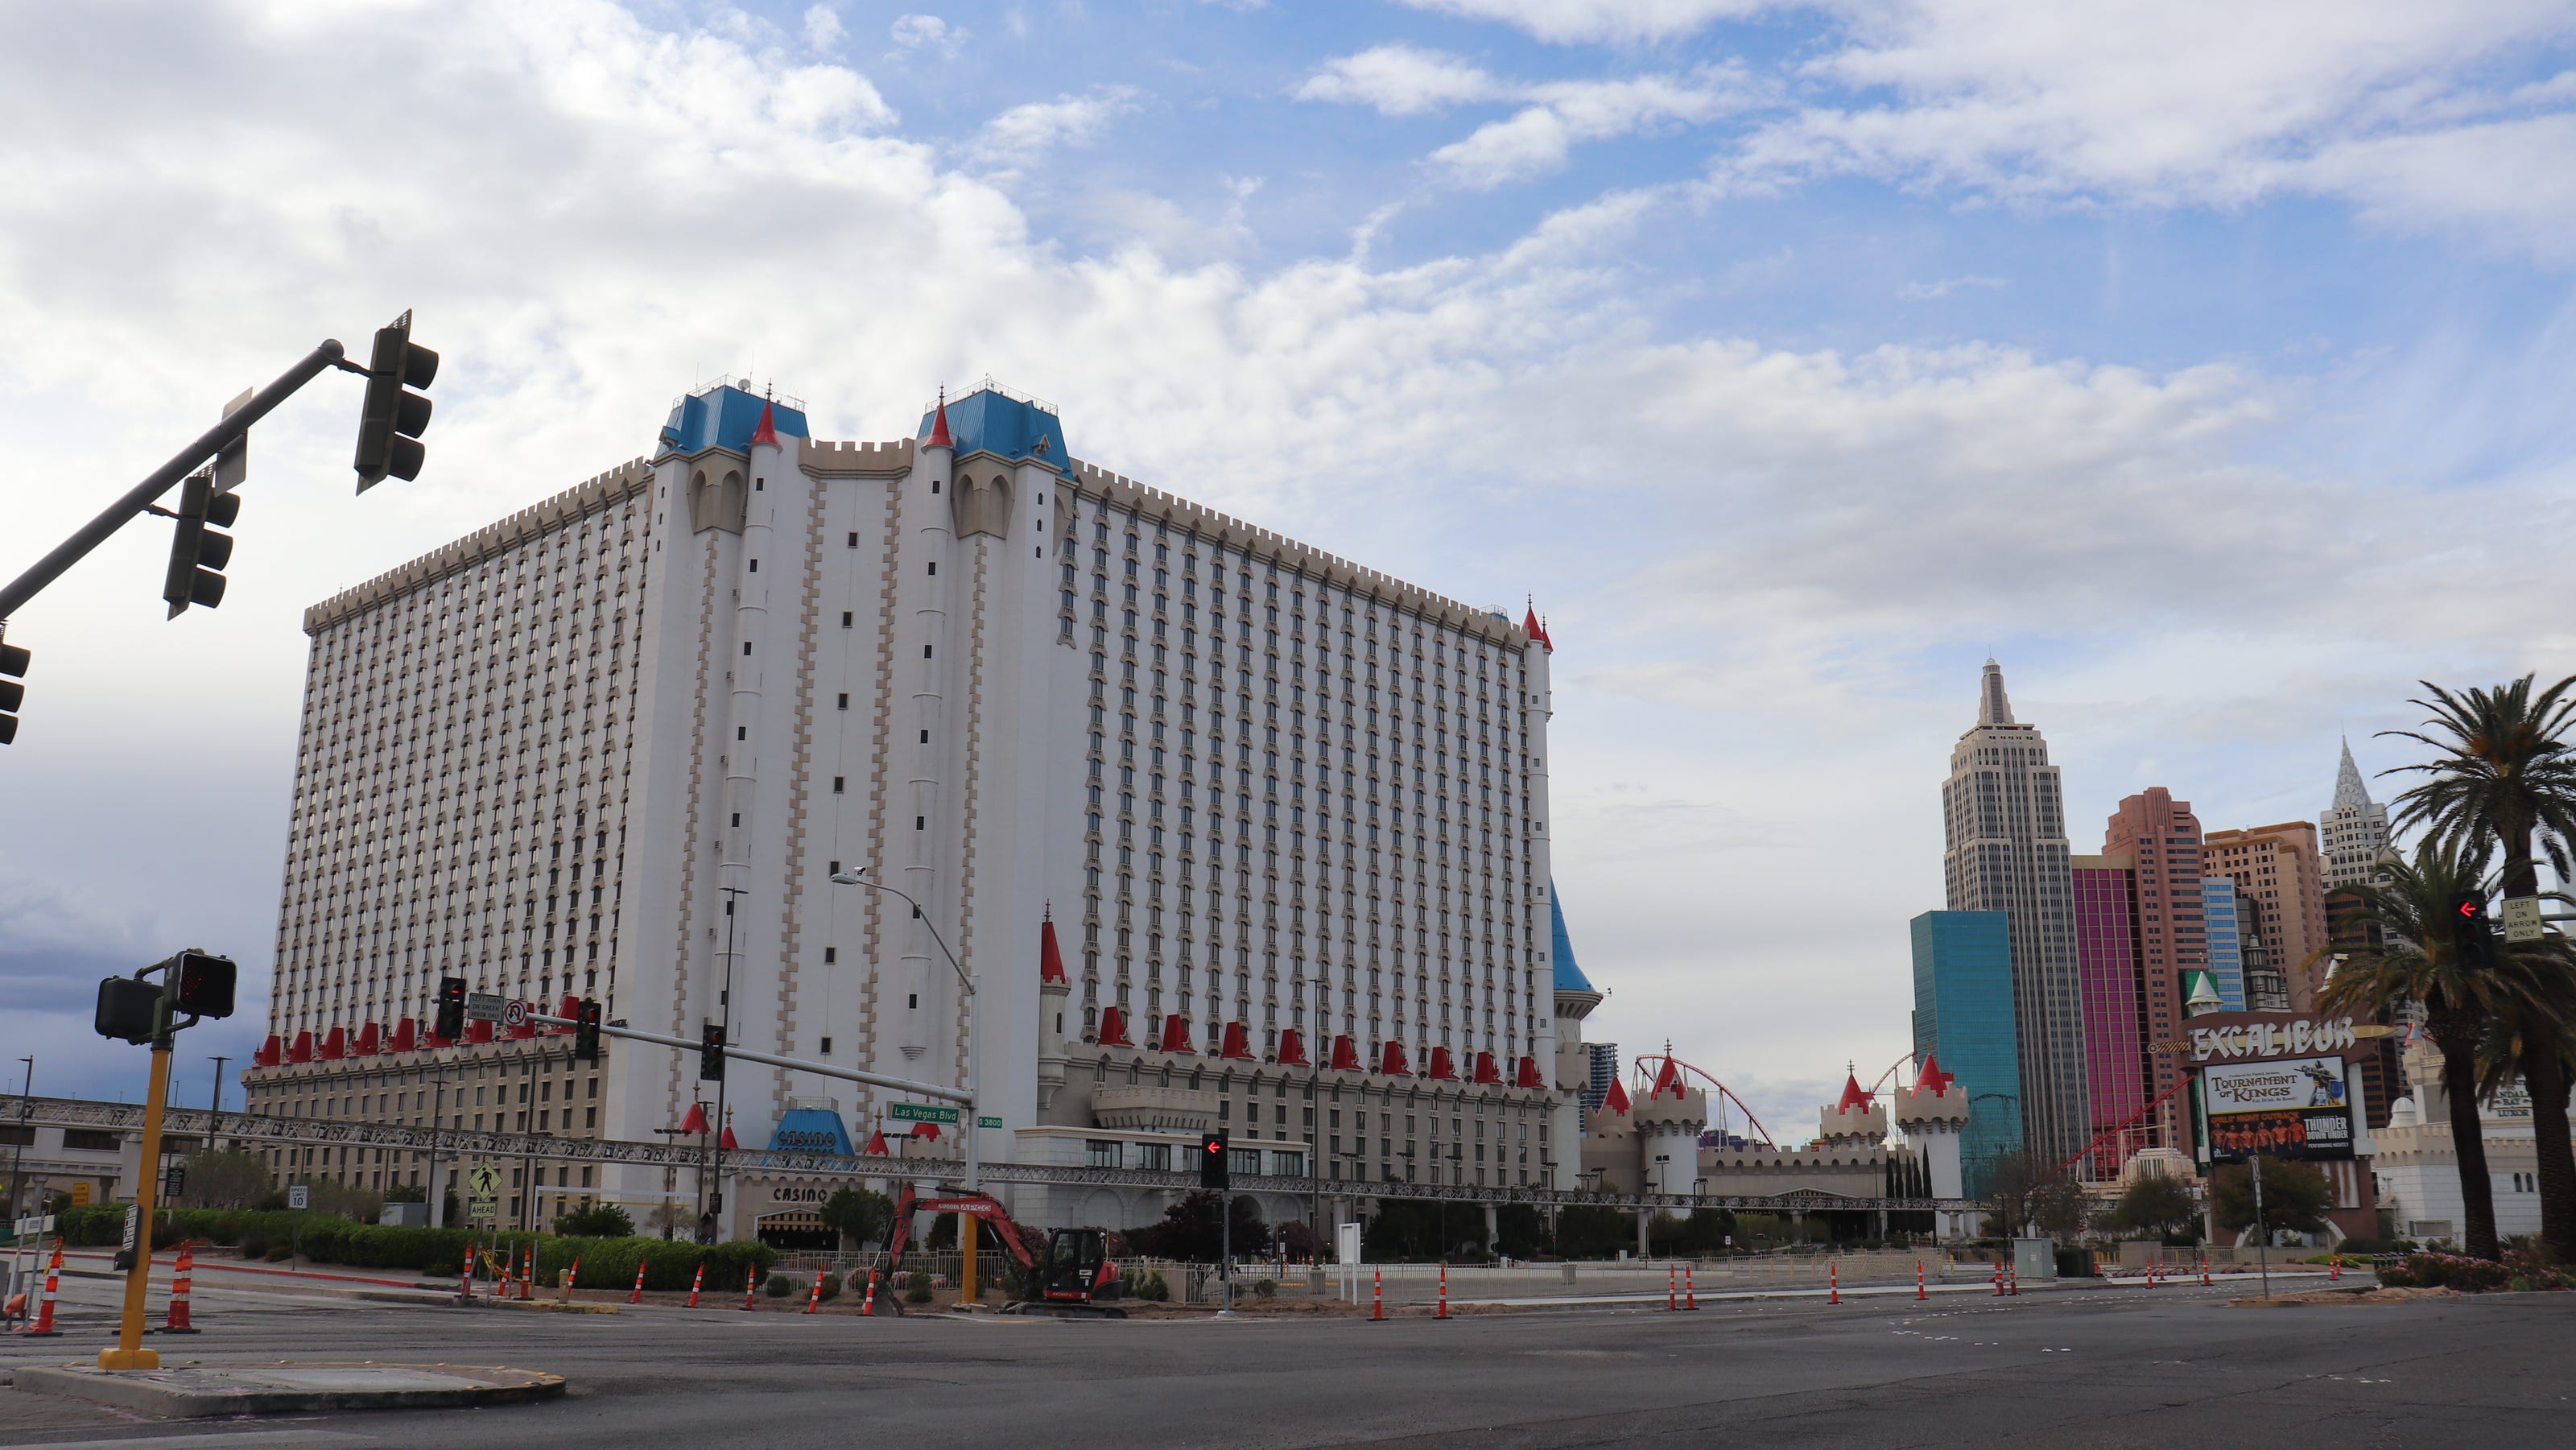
[2203,821,2330,1012]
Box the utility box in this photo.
[2011,1237,2058,1282]
[378,1202,429,1228]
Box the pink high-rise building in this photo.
[2070,855,2150,1179]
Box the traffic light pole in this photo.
[101,1006,176,1370]
[525,1013,972,1108]
[0,340,348,622]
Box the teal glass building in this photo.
[1912,910,2024,1196]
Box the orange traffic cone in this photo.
[1666,1264,1677,1312]
[805,1267,824,1314]
[861,1266,878,1316]
[158,1243,200,1333]
[2008,1266,2019,1297]
[521,1244,536,1301]
[1685,1264,1698,1311]
[2329,1254,2342,1282]
[687,1260,706,1309]
[1437,1262,1449,1320]
[460,1246,476,1301]
[1991,1260,2003,1297]
[24,1242,63,1336]
[564,1256,581,1303]
[743,1262,758,1311]
[631,1258,650,1305]
[2200,1254,2211,1287]
[1829,1259,1839,1306]
[1372,1266,1383,1322]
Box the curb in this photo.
[10,1361,567,1419]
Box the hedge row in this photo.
[47,1204,773,1289]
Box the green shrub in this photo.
[818,1272,842,1302]
[264,1244,294,1262]
[766,1274,793,1298]
[2377,1252,2512,1292]
[1253,1279,1276,1299]
[906,1270,934,1304]
[238,1236,270,1260]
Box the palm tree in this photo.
[2381,673,2576,1260]
[2317,842,2523,1259]
[2472,944,2576,1262]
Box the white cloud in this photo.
[1724,0,2576,258]
[888,12,963,58]
[1397,0,1769,45]
[1898,274,2005,300]
[802,4,845,52]
[967,85,1143,165]
[1294,43,1508,115]
[1301,48,1758,187]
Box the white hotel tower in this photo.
[242,381,1571,1237]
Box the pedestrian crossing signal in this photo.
[1199,1130,1228,1190]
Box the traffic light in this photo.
[2448,890,2493,969]
[353,310,436,492]
[0,636,25,746]
[1199,1129,1229,1190]
[164,1163,188,1202]
[700,1022,726,1081]
[94,977,162,1044]
[166,950,237,1019]
[573,998,603,1064]
[433,975,467,1039]
[160,473,241,618]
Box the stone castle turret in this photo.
[1633,1057,1708,1195]
[1893,1053,1972,1237]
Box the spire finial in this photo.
[927,385,953,448]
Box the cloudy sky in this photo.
[5,0,2574,1141]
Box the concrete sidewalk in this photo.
[13,1360,564,1418]
[1449,1269,2335,1307]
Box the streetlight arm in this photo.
[830,871,972,994]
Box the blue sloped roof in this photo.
[768,1107,851,1155]
[922,387,1067,469]
[655,384,810,456]
[1551,884,1593,994]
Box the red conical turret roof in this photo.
[678,1102,710,1136]
[750,397,778,447]
[1039,911,1067,985]
[927,391,952,448]
[1522,603,1552,651]
[865,1130,891,1155]
[1836,1073,1874,1113]
[1913,1052,1955,1095]
[1602,1076,1631,1114]
[1649,1057,1682,1099]
[719,1123,740,1152]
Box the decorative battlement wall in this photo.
[303,459,654,632]
[799,437,917,477]
[1063,459,1530,651]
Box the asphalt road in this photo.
[5,1273,2570,1448]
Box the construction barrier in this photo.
[158,1243,199,1333]
[1372,1266,1384,1322]
[24,1242,63,1336]
[804,1267,825,1314]
[687,1261,705,1310]
[630,1259,650,1306]
[743,1262,758,1312]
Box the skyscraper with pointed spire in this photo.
[1939,660,2088,1167]
[2322,739,2392,890]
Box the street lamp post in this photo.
[205,1055,229,1160]
[707,885,745,1244]
[8,1057,31,1295]
[831,866,980,1192]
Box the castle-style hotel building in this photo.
[241,379,1574,1235]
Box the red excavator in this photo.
[874,1184,1127,1318]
